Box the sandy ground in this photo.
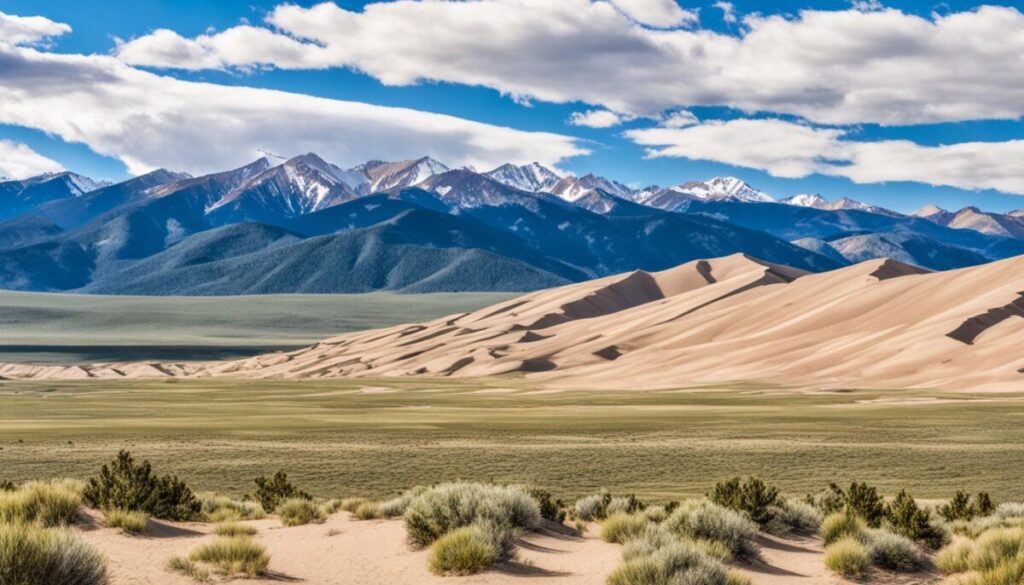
[74,510,936,585]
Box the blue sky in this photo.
[1,0,1023,213]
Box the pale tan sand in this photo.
[6,253,1024,391]
[75,509,927,585]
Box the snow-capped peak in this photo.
[358,156,451,192]
[783,193,827,207]
[484,162,562,192]
[549,173,634,202]
[670,177,775,203]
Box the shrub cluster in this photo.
[252,471,311,513]
[197,493,264,522]
[527,488,566,523]
[884,490,948,549]
[428,522,513,575]
[710,477,780,528]
[601,513,649,544]
[83,451,199,521]
[940,491,996,522]
[187,535,269,577]
[608,533,751,585]
[936,527,1024,584]
[0,481,82,527]
[824,536,871,578]
[276,498,323,527]
[769,498,822,534]
[664,499,758,559]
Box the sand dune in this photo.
[4,253,1023,391]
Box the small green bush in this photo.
[276,498,323,527]
[528,488,566,523]
[0,481,82,527]
[214,521,257,537]
[105,509,148,533]
[83,450,199,521]
[842,482,885,528]
[0,522,107,585]
[821,511,867,546]
[403,482,539,548]
[252,471,310,514]
[189,535,269,577]
[868,530,927,572]
[428,523,504,575]
[601,513,649,544]
[664,500,758,558]
[710,476,779,527]
[885,490,948,549]
[354,501,380,520]
[941,491,998,523]
[824,536,871,578]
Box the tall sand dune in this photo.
[3,253,1023,390]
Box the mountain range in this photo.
[1,153,1022,295]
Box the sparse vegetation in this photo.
[0,480,82,527]
[868,530,927,572]
[821,511,867,546]
[601,512,649,544]
[428,523,507,575]
[214,521,257,536]
[710,476,780,528]
[0,522,107,585]
[663,499,758,558]
[824,536,871,578]
[198,493,264,522]
[403,482,539,548]
[936,527,1024,583]
[189,535,269,577]
[276,497,323,527]
[884,490,948,549]
[83,450,199,521]
[253,471,311,513]
[166,555,212,583]
[104,508,148,534]
[339,497,368,513]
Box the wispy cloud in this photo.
[0,140,63,179]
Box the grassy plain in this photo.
[2,378,1023,501]
[0,290,513,363]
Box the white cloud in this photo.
[568,109,632,128]
[114,2,1024,126]
[0,11,70,46]
[627,119,1024,194]
[659,110,699,128]
[608,0,698,27]
[713,1,736,24]
[0,42,586,177]
[0,140,63,179]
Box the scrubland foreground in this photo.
[6,451,1024,585]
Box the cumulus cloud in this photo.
[114,1,1024,126]
[568,109,633,128]
[659,110,699,128]
[0,140,63,179]
[0,42,586,177]
[608,0,698,27]
[713,1,736,24]
[0,11,71,46]
[627,119,1024,194]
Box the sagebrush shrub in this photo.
[83,450,199,521]
[403,482,539,548]
[606,495,644,517]
[252,471,310,513]
[710,476,779,527]
[868,530,927,572]
[824,536,870,578]
[770,498,822,533]
[664,500,758,558]
[573,494,605,521]
[607,540,732,585]
[0,522,107,585]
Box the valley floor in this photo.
[3,378,1024,500]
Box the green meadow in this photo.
[2,377,1023,501]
